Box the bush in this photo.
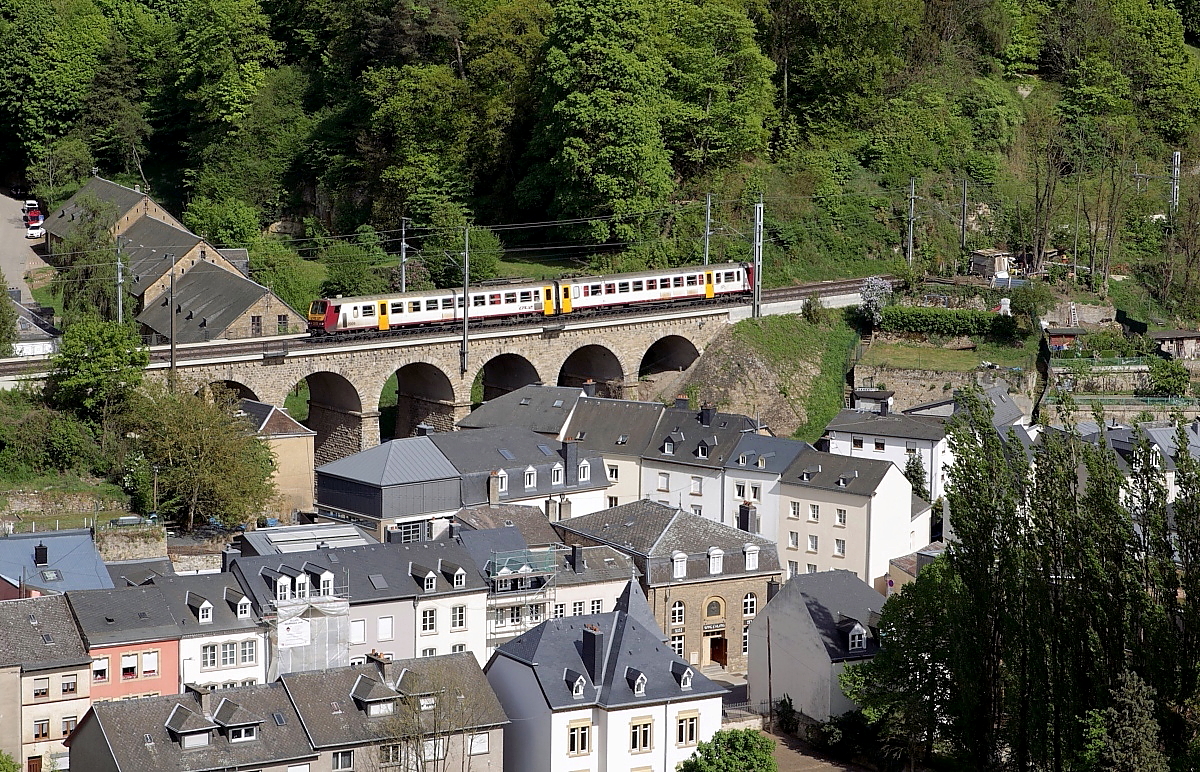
[776,695,799,734]
[878,306,1017,339]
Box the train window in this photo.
[604,283,615,294]
[362,304,375,317]
[352,307,359,318]
[442,298,455,309]
[473,295,486,307]
[457,297,466,308]
[572,285,580,298]
[632,281,643,292]
[618,282,630,293]
[489,294,501,305]
[646,279,657,290]
[519,291,533,303]
[582,285,590,297]
[686,274,698,286]
[426,299,438,311]
[410,301,421,313]
[391,302,404,314]
[504,292,517,304]
[724,272,734,282]
[545,289,553,300]
[673,277,684,287]
[736,271,741,280]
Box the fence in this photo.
[1044,395,1200,407]
[1049,356,1154,368]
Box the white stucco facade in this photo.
[179,629,269,689]
[641,461,725,522]
[347,590,489,666]
[825,431,952,500]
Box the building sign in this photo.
[671,627,685,634]
[279,618,312,648]
[702,622,725,632]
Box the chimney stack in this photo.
[699,403,716,427]
[185,683,214,715]
[766,579,781,602]
[582,379,597,397]
[545,497,560,521]
[559,496,572,520]
[415,423,433,436]
[561,441,580,485]
[488,472,502,506]
[572,544,586,573]
[879,399,889,416]
[674,395,690,410]
[582,626,606,682]
[737,503,759,534]
[33,542,47,567]
[366,650,388,679]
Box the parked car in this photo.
[25,225,44,239]
[23,211,41,225]
[21,199,38,214]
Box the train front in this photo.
[308,299,332,333]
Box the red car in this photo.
[22,210,41,225]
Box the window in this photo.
[235,640,255,665]
[452,644,466,653]
[394,521,422,543]
[708,548,723,575]
[608,465,619,481]
[368,701,394,717]
[735,482,746,499]
[423,574,436,592]
[850,631,866,650]
[743,593,757,617]
[422,648,436,657]
[497,578,511,591]
[658,472,669,491]
[573,601,585,616]
[631,720,652,752]
[524,469,536,488]
[808,535,819,552]
[380,744,402,766]
[608,496,618,507]
[222,643,236,667]
[454,570,465,588]
[276,579,289,601]
[530,604,544,622]
[62,716,77,737]
[237,600,251,619]
[554,603,565,618]
[692,505,703,516]
[789,501,800,519]
[229,726,256,742]
[750,484,761,501]
[664,440,674,455]
[122,653,138,680]
[568,724,591,755]
[508,606,522,625]
[470,733,490,755]
[578,461,590,481]
[690,476,702,494]
[874,438,885,451]
[837,508,847,526]
[33,677,49,699]
[377,616,394,642]
[143,650,159,676]
[202,645,217,669]
[552,465,563,485]
[497,471,507,492]
[789,531,799,549]
[670,634,684,656]
[423,738,447,762]
[706,600,722,618]
[906,441,918,455]
[199,604,212,623]
[591,599,602,614]
[320,574,333,596]
[697,444,709,459]
[673,552,687,579]
[62,675,77,695]
[451,605,465,630]
[332,750,353,770]
[422,609,436,633]
[183,732,210,748]
[250,316,263,336]
[809,504,820,522]
[745,545,759,571]
[807,563,818,574]
[34,719,50,739]
[852,436,864,449]
[787,561,798,578]
[677,715,698,746]
[350,619,366,644]
[671,601,685,624]
[835,538,847,556]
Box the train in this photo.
[307,262,753,334]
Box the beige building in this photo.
[0,595,93,772]
[240,400,316,517]
[45,176,186,251]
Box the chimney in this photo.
[582,379,597,397]
[699,403,716,427]
[366,650,388,679]
[581,626,606,682]
[134,184,141,193]
[737,503,759,534]
[221,547,240,572]
[185,683,214,715]
[559,496,572,520]
[561,441,580,485]
[33,542,47,567]
[766,579,781,602]
[415,423,433,436]
[1192,417,1200,436]
[879,399,889,417]
[488,472,502,506]
[545,497,560,521]
[572,544,586,573]
[674,395,690,410]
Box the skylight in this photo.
[272,712,286,726]
[616,434,629,445]
[368,574,388,590]
[537,444,554,456]
[41,633,53,644]
[519,398,531,405]
[40,570,61,582]
[498,448,516,460]
[553,400,564,408]
[328,554,341,563]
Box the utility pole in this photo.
[115,239,124,324]
[168,255,177,389]
[1073,186,1081,283]
[752,193,763,318]
[906,177,916,267]
[400,217,409,293]
[460,226,470,375]
[959,179,968,255]
[703,193,712,266]
[1172,150,1181,216]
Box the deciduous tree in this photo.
[678,728,778,772]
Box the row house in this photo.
[821,408,951,500]
[0,595,93,772]
[0,530,114,600]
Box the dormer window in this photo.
[672,552,687,579]
[697,444,709,459]
[275,579,289,601]
[229,726,256,742]
[664,440,675,455]
[837,475,849,488]
[320,572,334,596]
[800,471,812,482]
[524,468,536,489]
[578,460,590,482]
[850,629,866,651]
[198,603,212,624]
[424,574,436,592]
[368,701,395,717]
[681,669,693,690]
[572,675,586,698]
[237,600,250,620]
[295,575,309,599]
[552,464,563,485]
[744,544,759,571]
[497,470,508,493]
[181,731,210,748]
[738,454,747,465]
[454,570,466,588]
[757,457,766,468]
[633,672,647,696]
[708,547,724,575]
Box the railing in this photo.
[1044,395,1200,407]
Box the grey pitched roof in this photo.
[107,557,176,587]
[725,434,812,474]
[12,298,61,341]
[0,529,114,594]
[0,595,90,671]
[824,409,947,442]
[233,524,377,557]
[612,579,662,638]
[74,683,313,772]
[489,611,725,711]
[454,504,562,547]
[555,546,640,588]
[316,436,459,486]
[147,574,261,635]
[556,500,776,559]
[1149,328,1200,339]
[66,586,181,647]
[642,407,761,468]
[975,385,1024,428]
[45,176,148,240]
[137,261,299,344]
[458,384,584,435]
[780,446,894,497]
[563,396,666,455]
[121,216,203,297]
[767,570,885,662]
[457,527,530,579]
[239,399,315,437]
[281,654,507,749]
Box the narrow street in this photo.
[0,193,47,304]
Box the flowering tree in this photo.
[859,276,893,327]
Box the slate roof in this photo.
[978,385,1024,428]
[642,407,761,469]
[767,570,885,663]
[121,216,202,298]
[44,176,148,240]
[454,504,562,547]
[280,654,507,748]
[137,261,299,344]
[0,594,90,671]
[66,586,180,648]
[889,541,946,581]
[612,579,662,638]
[563,396,666,456]
[12,298,61,342]
[457,384,584,435]
[148,574,261,636]
[0,529,114,594]
[233,524,377,557]
[780,446,894,497]
[239,399,315,438]
[454,526,637,589]
[725,434,812,474]
[489,609,725,711]
[107,557,175,587]
[556,546,640,588]
[316,436,459,486]
[824,409,947,442]
[71,682,313,772]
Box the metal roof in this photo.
[824,409,947,442]
[316,436,459,486]
[0,529,114,594]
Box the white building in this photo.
[822,408,952,500]
[484,583,726,772]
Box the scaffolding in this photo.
[484,545,563,650]
[265,581,351,680]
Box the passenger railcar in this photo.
[307,262,751,334]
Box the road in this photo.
[0,194,45,304]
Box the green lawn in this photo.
[860,335,1036,372]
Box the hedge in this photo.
[878,306,1017,339]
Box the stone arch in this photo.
[477,354,541,403]
[288,371,366,466]
[639,335,700,377]
[383,362,457,441]
[558,344,625,398]
[198,380,259,401]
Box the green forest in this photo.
[10,0,1200,312]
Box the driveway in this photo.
[769,730,873,772]
[0,194,47,303]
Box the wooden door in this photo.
[27,756,42,772]
[710,636,727,667]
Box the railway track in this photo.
[0,274,897,378]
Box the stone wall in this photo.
[853,366,1034,411]
[1045,301,1117,327]
[395,393,461,437]
[94,526,167,561]
[308,403,370,467]
[1049,363,1149,394]
[0,491,129,517]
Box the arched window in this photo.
[706,599,723,618]
[743,593,757,617]
[670,601,685,625]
